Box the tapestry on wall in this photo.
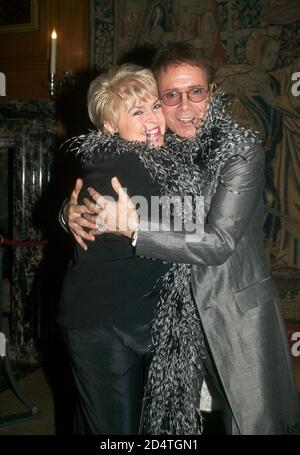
[92,0,300,321]
[92,0,225,69]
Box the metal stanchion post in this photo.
[0,239,40,426]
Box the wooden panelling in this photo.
[4,69,49,100]
[50,1,91,77]
[0,0,90,101]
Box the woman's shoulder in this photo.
[72,131,156,167]
[69,131,120,164]
[78,135,158,187]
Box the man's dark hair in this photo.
[152,42,215,84]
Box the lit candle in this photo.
[50,29,57,74]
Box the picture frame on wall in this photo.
[0,0,38,34]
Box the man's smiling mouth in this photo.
[178,117,196,123]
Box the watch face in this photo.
[131,228,138,246]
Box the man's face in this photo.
[157,64,210,139]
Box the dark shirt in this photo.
[58,151,169,344]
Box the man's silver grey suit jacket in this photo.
[137,142,300,435]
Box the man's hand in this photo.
[64,178,98,250]
[83,177,139,238]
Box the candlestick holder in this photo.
[49,73,56,98]
[46,71,76,99]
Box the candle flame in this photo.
[51,29,57,39]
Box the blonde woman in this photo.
[58,64,171,434]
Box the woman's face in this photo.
[113,95,166,148]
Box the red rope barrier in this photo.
[0,235,48,247]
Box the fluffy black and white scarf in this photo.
[69,94,258,435]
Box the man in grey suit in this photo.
[61,43,300,434]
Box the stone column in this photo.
[12,117,55,363]
[0,101,56,364]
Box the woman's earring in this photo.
[104,121,117,134]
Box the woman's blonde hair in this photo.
[87,64,158,131]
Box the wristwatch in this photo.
[131,226,139,247]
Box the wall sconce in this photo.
[47,29,76,99]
